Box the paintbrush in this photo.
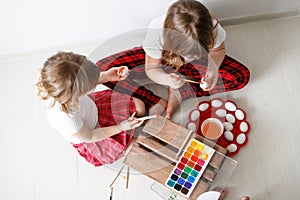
[176,130,194,158]
[126,166,130,189]
[109,187,113,200]
[109,165,125,188]
[183,76,209,89]
[137,114,159,121]
[181,75,201,84]
[183,78,201,84]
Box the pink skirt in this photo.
[72,90,136,167]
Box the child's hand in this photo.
[203,67,218,91]
[199,77,209,90]
[168,73,185,89]
[105,66,129,82]
[117,66,129,80]
[118,112,144,131]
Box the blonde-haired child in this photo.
[144,0,250,119]
[37,52,145,166]
[96,0,249,120]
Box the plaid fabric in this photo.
[96,47,161,109]
[169,55,250,99]
[96,47,250,109]
[72,90,136,167]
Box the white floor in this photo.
[1,16,300,200]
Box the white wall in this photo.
[202,0,300,19]
[1,0,300,56]
[0,0,174,56]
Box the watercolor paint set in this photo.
[124,116,229,199]
[165,139,215,198]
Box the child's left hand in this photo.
[118,112,144,131]
[203,66,219,91]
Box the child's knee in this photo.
[133,98,146,117]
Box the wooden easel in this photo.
[124,116,228,200]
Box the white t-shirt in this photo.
[45,95,98,144]
[143,15,226,60]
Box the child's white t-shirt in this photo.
[143,15,226,59]
[45,95,98,144]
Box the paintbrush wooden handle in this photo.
[137,114,158,121]
[109,165,125,188]
[126,166,130,189]
[184,79,200,84]
[176,130,194,158]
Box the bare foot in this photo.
[149,98,167,115]
[165,88,182,119]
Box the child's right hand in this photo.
[168,73,185,89]
[118,112,144,131]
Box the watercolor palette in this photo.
[165,139,215,198]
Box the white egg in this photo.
[118,66,129,76]
[199,103,209,112]
[187,122,197,131]
[225,102,237,111]
[216,109,226,117]
[224,131,234,141]
[235,109,245,120]
[223,122,233,131]
[226,144,237,153]
[191,110,200,121]
[240,122,248,132]
[200,81,208,89]
[226,114,236,124]
[236,133,246,144]
[123,66,129,75]
[212,99,223,107]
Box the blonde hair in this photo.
[37,52,100,113]
[162,0,217,69]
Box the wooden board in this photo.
[142,116,192,149]
[136,132,178,163]
[124,117,229,200]
[124,144,173,180]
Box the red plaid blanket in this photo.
[96,47,250,110]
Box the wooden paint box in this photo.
[124,116,228,200]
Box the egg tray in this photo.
[185,98,251,157]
